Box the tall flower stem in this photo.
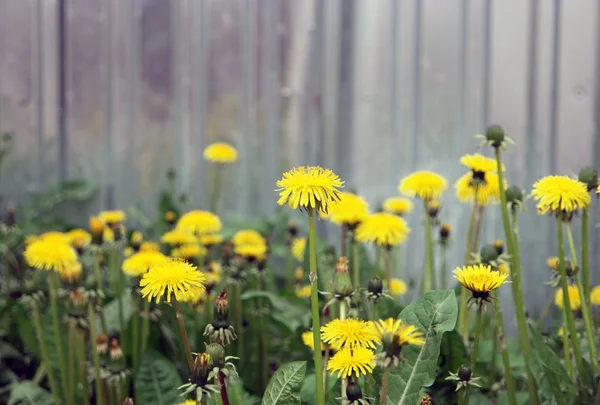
[173,297,195,372]
[31,302,60,405]
[132,293,140,370]
[463,305,484,405]
[88,301,105,405]
[492,293,517,405]
[141,299,150,353]
[440,245,448,290]
[210,163,224,213]
[564,223,599,373]
[76,330,91,405]
[562,307,573,378]
[495,146,540,405]
[383,248,391,288]
[286,247,295,292]
[234,284,244,362]
[380,366,391,405]
[556,218,588,387]
[308,208,325,405]
[48,274,72,405]
[339,301,348,405]
[458,193,478,339]
[68,324,76,402]
[422,200,434,295]
[371,303,377,321]
[109,247,125,354]
[351,234,360,288]
[257,273,267,393]
[582,208,591,306]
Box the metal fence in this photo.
[1,0,599,319]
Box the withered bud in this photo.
[109,336,123,360]
[427,200,441,218]
[288,220,298,237]
[215,289,229,318]
[191,353,211,387]
[96,333,108,354]
[130,231,143,250]
[420,394,432,405]
[205,342,226,369]
[164,210,177,225]
[458,364,472,382]
[334,256,354,296]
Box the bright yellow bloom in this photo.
[140,259,206,304]
[327,192,369,226]
[203,142,238,163]
[382,197,414,216]
[99,210,127,224]
[67,229,91,249]
[140,242,160,252]
[399,170,447,200]
[26,232,69,245]
[375,318,403,337]
[89,216,105,237]
[395,323,426,346]
[295,285,312,299]
[276,166,344,214]
[25,239,78,271]
[124,247,133,257]
[171,244,207,260]
[177,210,222,235]
[160,230,197,246]
[232,229,265,247]
[546,257,559,271]
[460,153,503,173]
[122,251,168,277]
[355,212,411,247]
[496,263,510,276]
[591,285,600,306]
[327,346,375,379]
[103,227,115,243]
[130,231,143,245]
[292,237,306,262]
[453,264,509,294]
[532,176,591,216]
[204,271,221,286]
[199,233,224,246]
[321,318,379,349]
[207,261,222,274]
[387,278,407,296]
[234,243,267,260]
[302,331,325,351]
[555,285,581,311]
[59,261,82,283]
[455,171,505,206]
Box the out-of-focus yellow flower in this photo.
[161,230,197,246]
[327,192,369,227]
[177,210,222,235]
[199,233,224,246]
[140,241,160,252]
[122,251,168,277]
[302,330,326,351]
[295,285,312,299]
[25,238,78,272]
[99,210,127,224]
[387,279,407,296]
[59,261,82,283]
[382,197,413,216]
[591,285,600,306]
[355,213,411,247]
[232,229,265,247]
[555,285,581,311]
[203,142,238,163]
[67,229,91,249]
[399,170,447,200]
[460,153,502,173]
[276,166,344,214]
[292,237,306,262]
[171,244,207,260]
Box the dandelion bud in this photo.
[578,166,598,191]
[346,381,364,403]
[215,289,229,319]
[109,336,123,360]
[505,186,524,205]
[191,353,211,387]
[6,208,15,227]
[480,244,499,264]
[89,216,104,244]
[439,223,451,243]
[96,333,108,354]
[164,211,177,225]
[334,256,353,297]
[294,267,303,283]
[427,200,441,218]
[368,276,383,296]
[485,124,505,148]
[420,394,432,405]
[493,239,504,255]
[130,231,143,251]
[458,364,472,381]
[205,342,226,369]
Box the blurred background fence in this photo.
[1,0,600,319]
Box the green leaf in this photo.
[386,290,458,405]
[8,381,54,405]
[300,373,340,405]
[95,292,133,335]
[261,361,306,405]
[135,349,183,405]
[241,291,309,333]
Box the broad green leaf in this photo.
[261,361,306,405]
[8,381,54,405]
[95,292,133,335]
[135,349,183,405]
[386,290,458,405]
[241,291,308,333]
[438,330,467,375]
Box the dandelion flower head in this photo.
[67,229,91,249]
[140,241,160,252]
[546,257,559,271]
[591,285,600,306]
[203,142,238,163]
[453,263,509,294]
[295,285,312,299]
[555,285,581,311]
[232,229,266,248]
[395,324,426,346]
[399,170,447,200]
[171,244,207,260]
[382,197,414,216]
[199,233,224,246]
[532,176,591,217]
[177,210,222,235]
[327,346,375,379]
[460,153,503,173]
[160,229,197,246]
[455,171,505,206]
[292,237,306,262]
[276,166,344,214]
[387,278,408,296]
[355,212,411,247]
[25,238,78,272]
[321,318,379,349]
[327,192,369,226]
[59,261,83,283]
[122,251,169,277]
[302,331,325,351]
[99,210,127,224]
[139,258,206,304]
[234,243,267,260]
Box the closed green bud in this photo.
[578,166,598,191]
[480,244,499,264]
[346,381,364,402]
[368,276,383,296]
[205,343,226,369]
[458,364,472,381]
[334,256,354,297]
[505,186,524,204]
[485,125,505,147]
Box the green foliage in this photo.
[94,291,133,335]
[7,381,54,405]
[261,361,306,405]
[241,290,309,333]
[384,290,458,405]
[300,373,340,405]
[135,350,183,405]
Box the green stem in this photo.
[379,366,390,405]
[132,293,139,370]
[371,303,377,321]
[89,302,105,405]
[234,284,243,362]
[556,218,588,387]
[68,325,75,402]
[582,208,591,305]
[383,248,391,288]
[308,209,325,405]
[94,254,102,301]
[562,307,573,377]
[201,396,209,405]
[535,295,554,329]
[564,224,579,267]
[441,245,447,290]
[257,274,267,393]
[463,306,485,405]
[173,298,195,372]
[495,145,540,405]
[422,200,433,295]
[351,234,360,289]
[340,301,348,405]
[341,224,348,258]
[76,331,91,405]
[493,292,518,405]
[210,163,224,213]
[110,247,125,354]
[31,302,60,405]
[286,247,295,292]
[141,299,150,354]
[49,275,71,405]
[458,199,478,339]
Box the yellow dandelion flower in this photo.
[295,285,312,299]
[232,229,265,247]
[327,192,369,226]
[177,210,222,235]
[59,261,82,283]
[399,170,447,200]
[382,197,414,216]
[199,233,224,246]
[204,271,221,286]
[171,244,207,260]
[276,166,344,214]
[25,239,78,271]
[139,259,206,304]
[292,237,306,262]
[547,257,559,271]
[103,227,115,243]
[355,212,411,247]
[455,171,505,206]
[302,331,325,351]
[89,216,105,237]
[555,285,581,311]
[234,243,267,260]
[321,318,379,349]
[295,266,304,282]
[557,327,564,338]
[122,251,168,277]
[207,260,222,274]
[460,153,503,173]
[387,278,407,296]
[26,232,69,245]
[532,176,591,216]
[395,323,426,346]
[453,264,509,295]
[203,142,238,163]
[67,228,92,249]
[130,231,143,245]
[140,241,160,252]
[375,318,403,337]
[160,229,197,246]
[327,346,375,379]
[496,263,510,276]
[591,285,600,306]
[99,210,127,224]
